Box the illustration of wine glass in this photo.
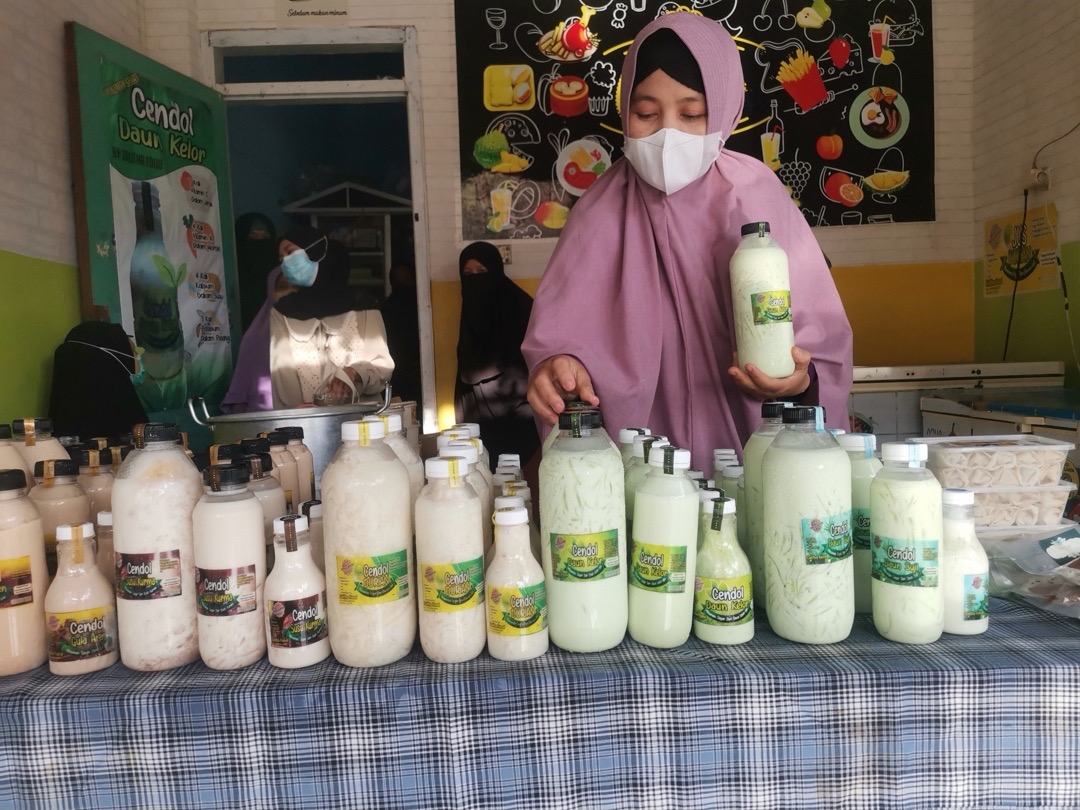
[487,8,508,50]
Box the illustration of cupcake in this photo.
[586,61,617,116]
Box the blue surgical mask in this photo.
[281,237,326,287]
[129,347,148,386]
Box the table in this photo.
[2,598,1079,810]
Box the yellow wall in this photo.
[831,261,975,366]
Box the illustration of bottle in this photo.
[760,99,785,171]
[129,181,185,381]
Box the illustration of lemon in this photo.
[880,48,895,65]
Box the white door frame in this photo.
[203,26,437,435]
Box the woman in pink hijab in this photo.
[522,12,852,469]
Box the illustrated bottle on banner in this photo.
[129,181,186,389]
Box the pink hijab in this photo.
[522,12,852,469]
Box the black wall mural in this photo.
[455,0,934,240]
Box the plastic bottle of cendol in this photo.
[265,514,330,669]
[741,401,793,606]
[837,433,883,614]
[0,469,47,676]
[539,409,626,653]
[624,435,670,548]
[762,406,853,644]
[416,456,485,664]
[618,427,651,469]
[486,505,548,662]
[321,419,414,667]
[729,221,795,378]
[940,488,989,636]
[628,445,698,649]
[870,442,943,645]
[693,497,754,645]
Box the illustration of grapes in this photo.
[777,149,811,206]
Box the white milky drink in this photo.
[539,410,627,653]
[694,497,754,645]
[624,435,669,550]
[729,221,795,378]
[940,488,988,635]
[763,407,853,644]
[0,469,48,675]
[741,402,790,607]
[628,446,698,649]
[618,427,651,469]
[837,433,884,614]
[375,413,425,512]
[264,515,330,669]
[870,443,944,645]
[322,420,415,667]
[415,457,486,663]
[486,505,548,661]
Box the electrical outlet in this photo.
[1027,166,1051,191]
[498,244,512,265]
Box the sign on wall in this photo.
[454,0,934,240]
[66,23,237,414]
[983,203,1060,298]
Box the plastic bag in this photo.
[980,521,1080,619]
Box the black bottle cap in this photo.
[278,426,304,441]
[133,423,179,446]
[34,458,79,478]
[0,469,27,491]
[204,463,251,490]
[0,425,10,440]
[239,437,271,455]
[761,401,790,419]
[782,406,822,424]
[12,418,52,435]
[558,410,603,431]
[741,221,771,236]
[208,444,244,465]
[74,446,114,467]
[265,431,290,446]
[245,452,275,478]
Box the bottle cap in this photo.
[112,445,133,463]
[265,431,290,447]
[376,412,404,434]
[942,488,974,506]
[502,481,532,499]
[494,495,526,511]
[107,433,134,447]
[720,464,744,478]
[301,499,323,520]
[35,459,79,479]
[497,453,521,467]
[452,422,482,438]
[701,496,737,515]
[278,426,305,441]
[239,437,271,455]
[648,445,692,470]
[494,505,529,526]
[133,422,179,445]
[0,469,27,492]
[761,401,792,419]
[712,448,738,461]
[782,407,819,424]
[59,436,82,448]
[741,221,771,236]
[686,470,704,480]
[837,433,877,453]
[0,425,11,440]
[618,427,650,444]
[494,465,520,477]
[341,419,385,442]
[442,442,479,465]
[12,418,53,435]
[208,443,244,466]
[56,522,96,541]
[632,434,668,459]
[244,452,275,479]
[558,410,603,431]
[436,430,472,449]
[881,442,928,463]
[492,472,518,489]
[204,463,251,490]
[697,478,716,489]
[698,486,724,503]
[75,446,114,468]
[96,511,113,527]
[426,456,467,480]
[87,437,109,450]
[273,513,309,535]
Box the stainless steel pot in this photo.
[187,389,390,488]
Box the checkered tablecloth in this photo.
[2,597,1079,810]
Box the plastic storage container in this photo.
[910,434,1072,488]
[970,481,1076,528]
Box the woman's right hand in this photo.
[527,355,600,426]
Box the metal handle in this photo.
[374,384,392,415]
[187,396,212,427]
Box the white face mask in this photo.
[623,128,724,195]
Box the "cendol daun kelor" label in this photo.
[629,540,687,594]
[549,530,620,582]
[693,574,753,626]
[750,289,792,325]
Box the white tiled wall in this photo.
[0,1,144,265]
[973,1,1080,249]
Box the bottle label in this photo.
[487,582,547,636]
[801,512,852,565]
[421,557,484,613]
[852,507,872,550]
[195,565,257,616]
[629,540,687,593]
[46,606,116,662]
[963,572,989,621]
[693,574,753,626]
[115,550,183,600]
[549,530,621,582]
[268,592,328,648]
[336,550,410,605]
[0,555,34,609]
[750,289,792,325]
[872,535,939,587]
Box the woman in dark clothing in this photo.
[455,241,539,471]
[234,213,278,333]
[49,321,149,439]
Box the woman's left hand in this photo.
[728,346,812,400]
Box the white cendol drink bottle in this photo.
[729,221,795,378]
[837,433,883,614]
[265,515,330,669]
[870,442,944,645]
[693,496,754,645]
[741,401,791,607]
[618,427,650,469]
[762,406,853,644]
[941,487,989,635]
[0,469,47,676]
[486,505,548,662]
[628,446,698,649]
[539,410,626,653]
